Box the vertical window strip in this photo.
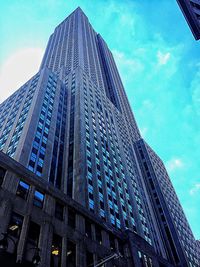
[28,76,56,176]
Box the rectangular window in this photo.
[95,225,102,244]
[89,199,94,211]
[86,251,94,266]
[8,212,23,237]
[109,234,115,251]
[55,202,64,221]
[33,190,44,208]
[68,208,76,229]
[51,234,62,267]
[0,166,6,186]
[16,180,30,199]
[67,240,76,266]
[27,221,40,245]
[29,160,35,168]
[85,219,92,239]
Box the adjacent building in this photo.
[0,7,199,267]
[177,0,200,40]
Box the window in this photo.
[67,240,76,267]
[16,180,30,199]
[95,225,102,244]
[68,208,76,229]
[89,192,94,200]
[8,212,23,237]
[100,201,104,210]
[109,234,115,250]
[29,160,35,168]
[33,190,44,208]
[86,251,94,266]
[27,221,40,245]
[55,202,64,221]
[89,198,94,211]
[85,219,92,239]
[0,166,6,186]
[51,234,62,267]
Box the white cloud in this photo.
[112,49,144,77]
[166,158,184,172]
[142,99,154,110]
[120,13,135,28]
[189,183,200,195]
[112,50,142,68]
[157,51,170,65]
[0,48,44,103]
[140,127,148,137]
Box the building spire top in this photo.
[73,6,86,15]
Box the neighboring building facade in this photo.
[177,0,200,40]
[0,7,199,267]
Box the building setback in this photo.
[0,7,199,267]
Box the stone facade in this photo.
[0,152,174,267]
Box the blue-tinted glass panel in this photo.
[33,190,44,208]
[16,180,30,199]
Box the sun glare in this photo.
[0,48,44,103]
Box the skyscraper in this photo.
[177,0,200,40]
[0,7,199,267]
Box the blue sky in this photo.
[0,0,200,239]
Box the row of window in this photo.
[6,208,121,267]
[67,75,76,197]
[14,177,122,252]
[83,85,136,230]
[17,180,44,209]
[7,79,39,157]
[49,84,67,189]
[0,74,40,155]
[83,72,152,243]
[0,89,26,151]
[28,77,56,176]
[6,210,76,267]
[144,144,197,250]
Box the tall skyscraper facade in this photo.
[0,7,199,267]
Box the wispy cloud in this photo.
[157,51,170,65]
[189,183,200,195]
[166,158,184,172]
[112,49,144,83]
[112,50,144,71]
[140,127,148,137]
[142,99,154,110]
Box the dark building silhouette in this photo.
[177,0,200,40]
[0,7,199,267]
